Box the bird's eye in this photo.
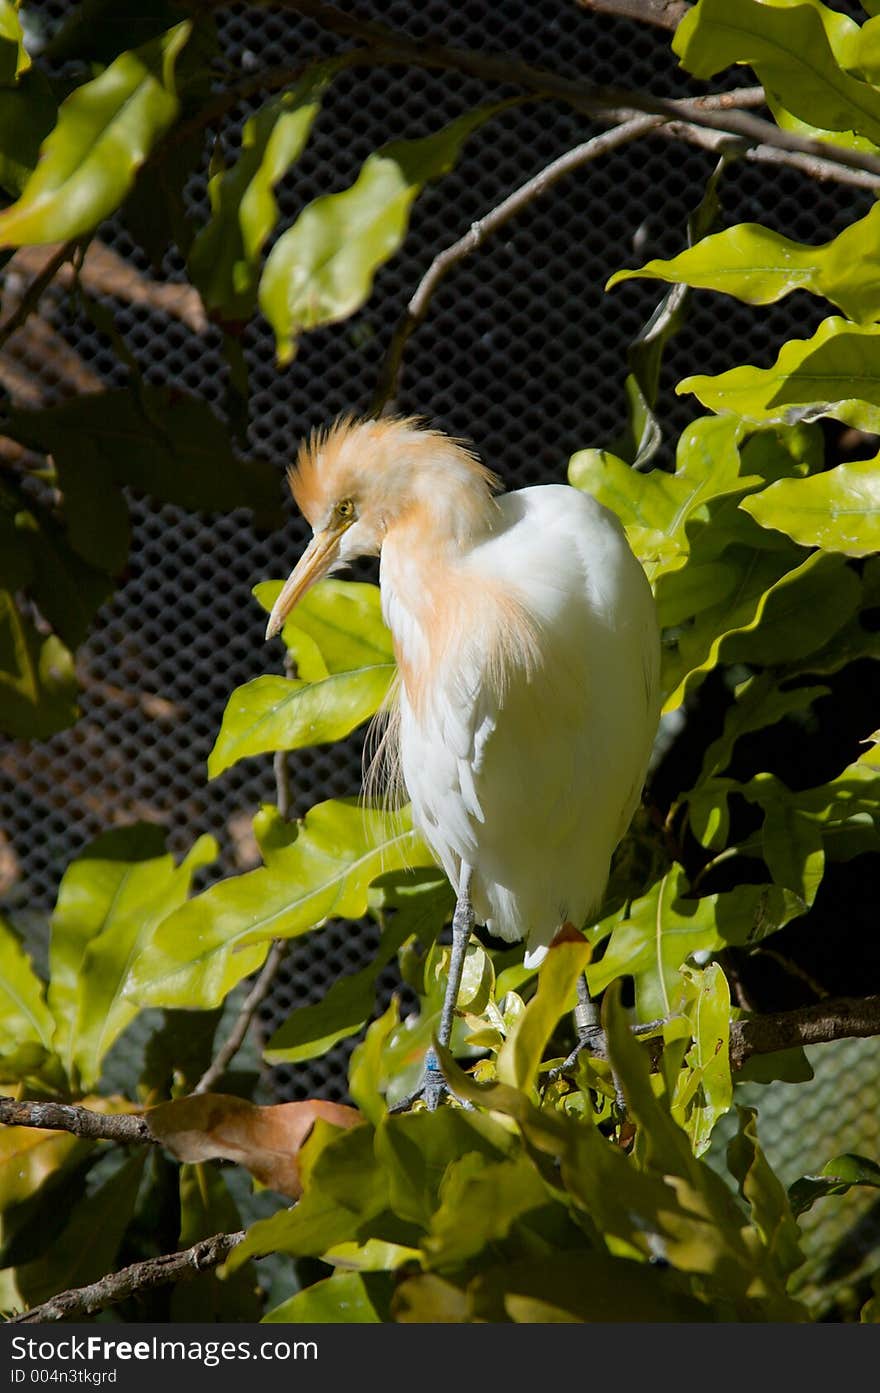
[336,499,355,519]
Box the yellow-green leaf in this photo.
[259,103,511,363]
[0,22,192,247]
[0,917,54,1059]
[609,203,880,324]
[741,457,880,556]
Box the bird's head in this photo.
[265,415,499,639]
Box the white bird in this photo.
[266,416,661,1107]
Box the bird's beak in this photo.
[265,523,349,640]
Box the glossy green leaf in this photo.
[788,1153,880,1217]
[741,457,880,557]
[254,577,394,676]
[208,665,394,778]
[375,1108,513,1230]
[679,316,880,433]
[0,69,57,198]
[260,103,510,363]
[0,917,54,1059]
[264,912,410,1065]
[727,1107,804,1282]
[49,827,217,1089]
[673,0,880,145]
[224,1123,388,1270]
[263,1270,389,1323]
[0,1125,90,1217]
[610,203,880,324]
[13,1152,146,1310]
[0,591,79,739]
[496,935,589,1092]
[8,504,115,650]
[569,415,752,581]
[0,22,192,246]
[171,1165,261,1322]
[348,997,402,1126]
[0,1,30,84]
[189,68,334,320]
[670,963,732,1156]
[422,1151,552,1270]
[471,1252,712,1323]
[127,801,432,1011]
[661,547,861,711]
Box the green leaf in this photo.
[0,22,192,246]
[609,203,880,324]
[673,0,880,145]
[264,911,411,1065]
[470,1252,712,1323]
[670,963,732,1156]
[496,934,590,1092]
[263,1270,389,1323]
[7,389,280,571]
[44,0,185,65]
[741,456,880,556]
[0,591,79,739]
[788,1152,880,1217]
[569,415,752,581]
[260,103,511,363]
[421,1151,553,1270]
[0,1,30,84]
[660,546,861,712]
[48,825,217,1089]
[127,800,432,1011]
[189,67,335,321]
[12,1152,146,1310]
[208,665,394,778]
[0,69,57,198]
[727,1106,804,1283]
[678,316,880,433]
[0,917,54,1060]
[10,504,115,648]
[171,1165,262,1321]
[348,997,402,1126]
[375,1109,513,1230]
[254,577,394,675]
[695,672,830,787]
[224,1123,389,1270]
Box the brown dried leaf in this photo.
[147,1093,362,1198]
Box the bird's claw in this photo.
[387,1049,474,1114]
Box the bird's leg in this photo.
[548,974,626,1113]
[389,865,475,1113]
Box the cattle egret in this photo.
[266,416,661,1108]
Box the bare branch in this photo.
[185,0,880,181]
[576,0,690,30]
[374,115,661,411]
[0,240,79,352]
[729,995,880,1071]
[0,1097,156,1145]
[6,1231,246,1324]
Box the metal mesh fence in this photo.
[2,5,878,1290]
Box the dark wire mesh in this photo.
[1,0,875,1166]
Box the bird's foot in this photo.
[387,1049,474,1114]
[546,1023,610,1085]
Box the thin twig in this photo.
[0,240,79,352]
[6,1231,246,1324]
[193,939,289,1093]
[193,659,295,1094]
[0,1097,156,1145]
[373,115,660,411]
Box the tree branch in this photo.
[6,1231,246,1324]
[373,114,661,411]
[729,995,880,1071]
[0,239,79,352]
[0,1097,156,1145]
[575,0,690,30]
[186,0,880,181]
